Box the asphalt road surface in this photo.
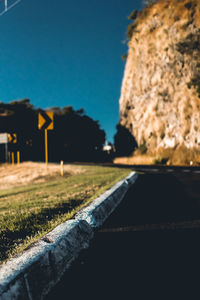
[46,167,200,299]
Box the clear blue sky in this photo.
[0,0,143,142]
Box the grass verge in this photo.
[0,165,130,264]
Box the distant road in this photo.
[46,167,200,299]
[71,161,200,173]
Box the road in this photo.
[45,167,200,299]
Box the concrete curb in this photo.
[0,171,138,300]
[75,171,138,227]
[0,220,93,300]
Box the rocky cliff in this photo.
[119,0,200,152]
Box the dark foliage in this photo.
[127,23,138,40]
[128,10,138,20]
[176,31,200,98]
[114,124,137,157]
[184,2,193,10]
[176,32,200,55]
[0,99,106,162]
[187,73,200,98]
[138,138,147,154]
[121,54,128,61]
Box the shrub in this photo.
[127,23,138,39]
[128,10,138,20]
[154,157,168,165]
[177,31,200,97]
[184,2,193,10]
[121,54,128,61]
[174,16,180,22]
[138,138,148,154]
[187,73,200,97]
[176,33,200,55]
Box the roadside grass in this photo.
[0,165,130,263]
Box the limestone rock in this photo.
[120,0,200,151]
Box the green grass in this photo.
[0,165,130,263]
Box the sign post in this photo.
[38,111,54,167]
[45,129,48,167]
[17,151,20,165]
[60,160,64,176]
[0,133,8,162]
[8,133,17,164]
[11,152,14,165]
[5,142,8,162]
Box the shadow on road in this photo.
[46,173,200,300]
[103,173,200,229]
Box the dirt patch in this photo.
[0,162,85,190]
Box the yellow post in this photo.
[45,129,48,168]
[11,152,14,165]
[60,160,64,176]
[17,151,20,165]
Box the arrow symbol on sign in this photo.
[38,111,54,130]
[8,133,17,144]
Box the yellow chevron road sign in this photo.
[38,111,54,167]
[38,111,54,130]
[8,133,17,144]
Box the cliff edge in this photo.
[120,0,200,155]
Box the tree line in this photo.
[0,99,108,162]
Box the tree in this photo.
[52,106,105,161]
[114,124,137,157]
[0,100,106,162]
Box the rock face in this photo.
[120,0,200,151]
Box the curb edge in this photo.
[0,171,138,299]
